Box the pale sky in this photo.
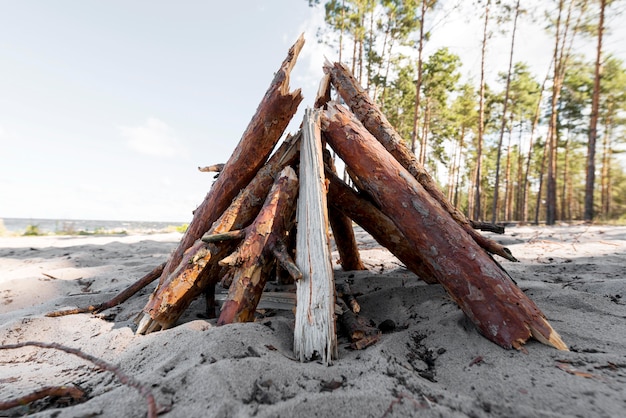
[1,1,624,222]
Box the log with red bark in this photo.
[151,35,304,298]
[328,207,367,271]
[294,108,337,365]
[325,168,437,284]
[324,148,366,272]
[323,61,516,263]
[322,102,567,351]
[201,166,300,325]
[136,134,301,334]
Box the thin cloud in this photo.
[120,117,188,158]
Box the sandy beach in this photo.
[1,225,626,417]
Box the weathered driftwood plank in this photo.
[322,102,567,351]
[324,61,517,263]
[212,166,300,325]
[294,108,338,365]
[153,35,305,294]
[136,134,301,334]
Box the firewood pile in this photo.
[120,35,567,364]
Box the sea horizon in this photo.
[0,217,188,235]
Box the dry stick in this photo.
[0,341,157,418]
[469,220,506,234]
[198,163,225,173]
[324,61,517,262]
[151,35,304,297]
[322,103,567,351]
[336,298,380,350]
[136,133,302,334]
[0,386,85,411]
[46,263,165,317]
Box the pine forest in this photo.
[306,0,626,224]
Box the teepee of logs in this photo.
[129,35,567,364]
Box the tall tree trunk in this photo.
[534,136,549,225]
[366,4,375,92]
[447,140,459,201]
[547,0,588,224]
[584,0,606,222]
[411,0,428,154]
[419,100,431,165]
[454,127,466,208]
[474,0,490,221]
[515,125,524,220]
[358,9,365,83]
[503,122,514,221]
[560,135,570,221]
[522,60,551,223]
[601,112,613,218]
[339,0,345,62]
[546,0,566,225]
[373,16,391,103]
[492,0,520,224]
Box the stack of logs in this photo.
[131,35,567,364]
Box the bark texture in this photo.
[216,166,300,325]
[322,102,567,351]
[136,135,301,333]
[324,61,516,263]
[325,169,437,284]
[153,35,304,294]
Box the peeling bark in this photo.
[215,166,300,325]
[322,102,567,351]
[324,61,517,262]
[136,134,300,334]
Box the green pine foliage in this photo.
[306,0,626,223]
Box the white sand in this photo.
[1,226,626,417]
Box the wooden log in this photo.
[324,61,517,263]
[294,108,338,365]
[215,166,300,325]
[324,149,366,272]
[337,299,381,350]
[325,169,437,284]
[322,102,567,351]
[328,208,367,271]
[136,134,301,334]
[153,35,304,294]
